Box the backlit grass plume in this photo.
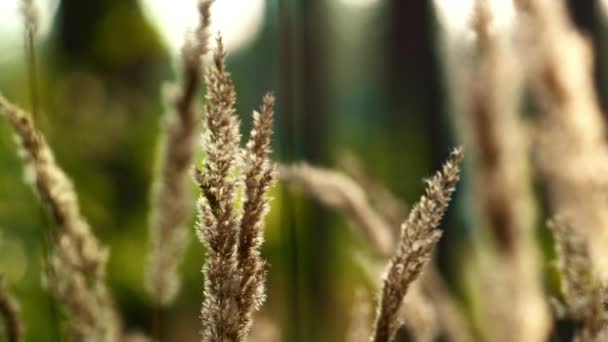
[549,217,608,341]
[514,0,608,281]
[0,95,120,341]
[445,1,550,340]
[370,147,463,342]
[279,162,441,341]
[0,275,23,342]
[146,0,213,307]
[194,35,276,341]
[280,154,472,341]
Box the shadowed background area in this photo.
[1,0,608,341]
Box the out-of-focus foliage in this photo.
[1,0,606,341]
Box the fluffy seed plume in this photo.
[445,1,551,340]
[279,162,438,339]
[370,147,463,342]
[146,0,213,307]
[281,155,472,341]
[194,35,276,341]
[0,95,120,341]
[236,93,276,336]
[0,276,23,342]
[338,156,473,341]
[549,217,608,341]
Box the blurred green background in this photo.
[1,0,607,341]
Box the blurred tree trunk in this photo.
[386,0,449,170]
[278,0,332,340]
[278,0,301,341]
[300,0,332,339]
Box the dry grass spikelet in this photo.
[279,162,442,340]
[548,217,608,341]
[146,0,213,307]
[236,93,276,336]
[194,34,276,342]
[281,154,472,341]
[0,95,120,341]
[195,35,243,341]
[370,147,463,342]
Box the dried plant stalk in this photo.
[353,251,443,342]
[195,36,242,341]
[236,93,276,336]
[370,147,463,342]
[514,0,608,280]
[549,217,608,341]
[146,0,213,307]
[0,95,120,341]
[282,156,472,341]
[194,35,275,341]
[446,1,550,341]
[278,164,394,255]
[0,276,23,342]
[336,153,473,342]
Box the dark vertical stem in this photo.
[278,0,301,341]
[295,0,332,340]
[387,0,449,169]
[387,0,458,282]
[298,0,329,163]
[277,0,332,339]
[152,305,162,341]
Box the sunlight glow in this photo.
[339,0,380,9]
[0,0,58,57]
[488,0,516,32]
[601,0,608,18]
[434,0,516,38]
[141,0,266,54]
[434,0,476,39]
